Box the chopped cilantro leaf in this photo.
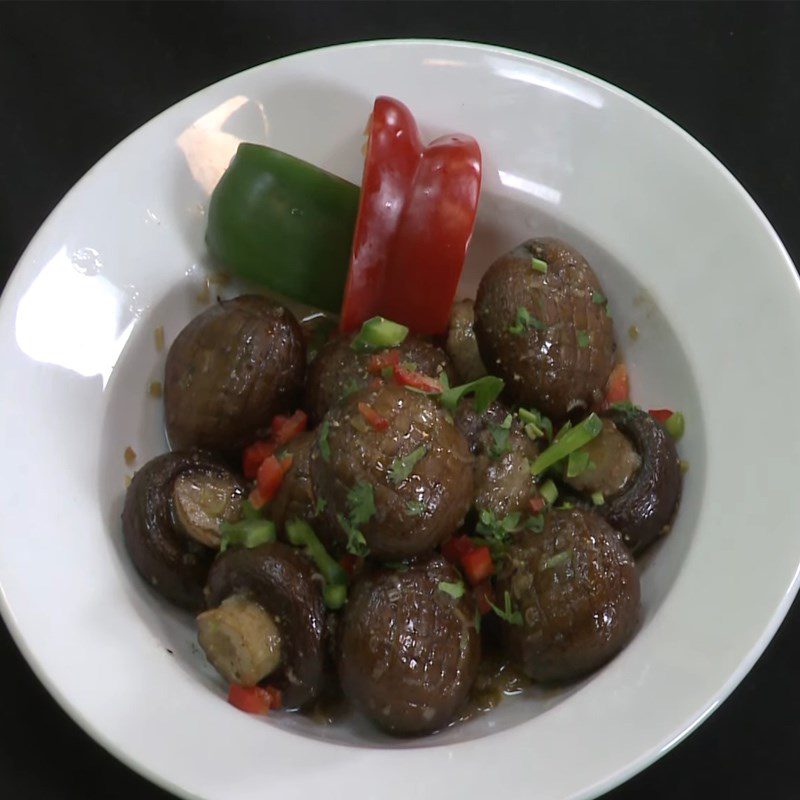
[439,373,505,414]
[542,549,573,570]
[388,445,428,485]
[508,306,545,335]
[318,420,331,461]
[489,590,523,626]
[405,499,425,517]
[592,291,606,305]
[576,330,590,348]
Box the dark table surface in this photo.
[2,2,799,798]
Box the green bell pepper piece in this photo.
[206,143,360,312]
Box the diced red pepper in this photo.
[340,96,482,335]
[461,545,494,586]
[248,487,266,510]
[474,580,495,616]
[393,364,442,394]
[271,409,308,446]
[529,495,546,514]
[255,455,286,504]
[358,402,389,431]
[339,553,363,579]
[242,440,275,480]
[367,348,400,375]
[648,408,673,424]
[604,363,630,407]
[227,684,281,715]
[441,534,475,564]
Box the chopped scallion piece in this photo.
[542,549,573,570]
[318,420,331,461]
[351,316,409,351]
[438,580,465,599]
[530,413,603,475]
[508,306,544,335]
[519,407,553,440]
[592,291,606,305]
[286,519,347,586]
[591,491,605,506]
[665,411,685,441]
[323,583,347,610]
[219,519,276,552]
[539,479,558,505]
[566,449,591,478]
[531,257,548,274]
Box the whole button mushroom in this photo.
[495,509,640,683]
[304,331,454,424]
[311,383,474,560]
[474,238,616,419]
[122,450,245,610]
[164,295,306,452]
[200,541,328,709]
[338,554,481,735]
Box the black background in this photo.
[1,2,799,798]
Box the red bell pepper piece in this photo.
[254,454,293,506]
[271,410,308,446]
[393,364,442,394]
[648,408,673,424]
[358,402,389,431]
[529,495,547,514]
[227,684,282,715]
[339,553,363,579]
[461,545,494,586]
[367,348,401,375]
[242,440,275,480]
[340,96,482,335]
[441,534,475,564]
[604,363,630,407]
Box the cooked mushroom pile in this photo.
[121,237,684,735]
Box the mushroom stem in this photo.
[197,594,282,686]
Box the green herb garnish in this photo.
[508,306,544,335]
[530,413,603,475]
[286,519,348,586]
[341,377,364,399]
[531,257,548,274]
[388,445,428,485]
[351,316,409,351]
[323,583,347,610]
[518,407,553,441]
[610,401,639,419]
[318,420,331,461]
[591,491,605,506]
[240,499,262,521]
[438,580,466,599]
[664,411,685,441]
[488,414,513,459]
[525,514,545,533]
[336,481,376,556]
[539,479,558,506]
[219,519,276,552]
[542,549,573,571]
[439,373,505,414]
[566,449,591,478]
[405,499,425,517]
[591,291,606,305]
[476,509,521,543]
[576,330,590,349]
[489,590,523,626]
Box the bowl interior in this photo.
[97,168,705,748]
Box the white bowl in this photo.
[1,39,799,800]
